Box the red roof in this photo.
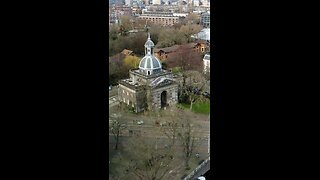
[109,53,126,62]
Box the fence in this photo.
[183,156,210,180]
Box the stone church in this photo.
[118,33,179,112]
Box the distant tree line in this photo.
[109,15,203,56]
[109,31,147,57]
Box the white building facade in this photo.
[152,0,161,5]
[203,54,210,74]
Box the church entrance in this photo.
[161,91,167,108]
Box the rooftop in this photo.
[154,45,180,53]
[121,49,133,56]
[118,79,145,91]
[154,43,198,53]
[193,28,210,41]
[109,53,126,62]
[130,68,173,79]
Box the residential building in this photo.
[195,39,210,53]
[201,11,210,28]
[192,28,210,41]
[193,0,200,7]
[203,54,210,73]
[154,43,199,61]
[154,45,180,60]
[138,11,180,26]
[152,0,161,5]
[125,0,132,6]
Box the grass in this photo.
[172,67,182,73]
[177,101,210,115]
[192,102,210,114]
[177,103,190,109]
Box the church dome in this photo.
[139,33,162,75]
[139,55,162,71]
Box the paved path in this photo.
[109,135,210,152]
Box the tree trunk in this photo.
[172,133,176,146]
[182,75,186,88]
[115,133,119,150]
[185,158,190,170]
[190,100,193,111]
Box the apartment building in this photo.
[138,11,179,26]
[201,11,210,28]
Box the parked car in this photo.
[160,122,167,127]
[137,120,144,125]
[202,92,210,98]
[193,87,199,93]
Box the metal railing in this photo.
[183,156,210,180]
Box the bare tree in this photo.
[109,113,127,150]
[179,24,202,43]
[158,106,184,146]
[119,15,132,36]
[158,107,202,170]
[177,113,197,170]
[166,44,203,73]
[125,137,176,180]
[166,45,203,100]
[184,71,207,110]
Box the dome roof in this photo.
[139,33,162,75]
[139,55,162,70]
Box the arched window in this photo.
[147,71,150,75]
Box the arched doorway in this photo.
[161,91,167,108]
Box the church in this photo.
[118,33,179,112]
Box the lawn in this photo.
[192,102,210,114]
[177,101,210,115]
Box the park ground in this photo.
[108,102,210,179]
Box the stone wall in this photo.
[151,83,178,109]
[118,83,148,112]
[119,70,179,113]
